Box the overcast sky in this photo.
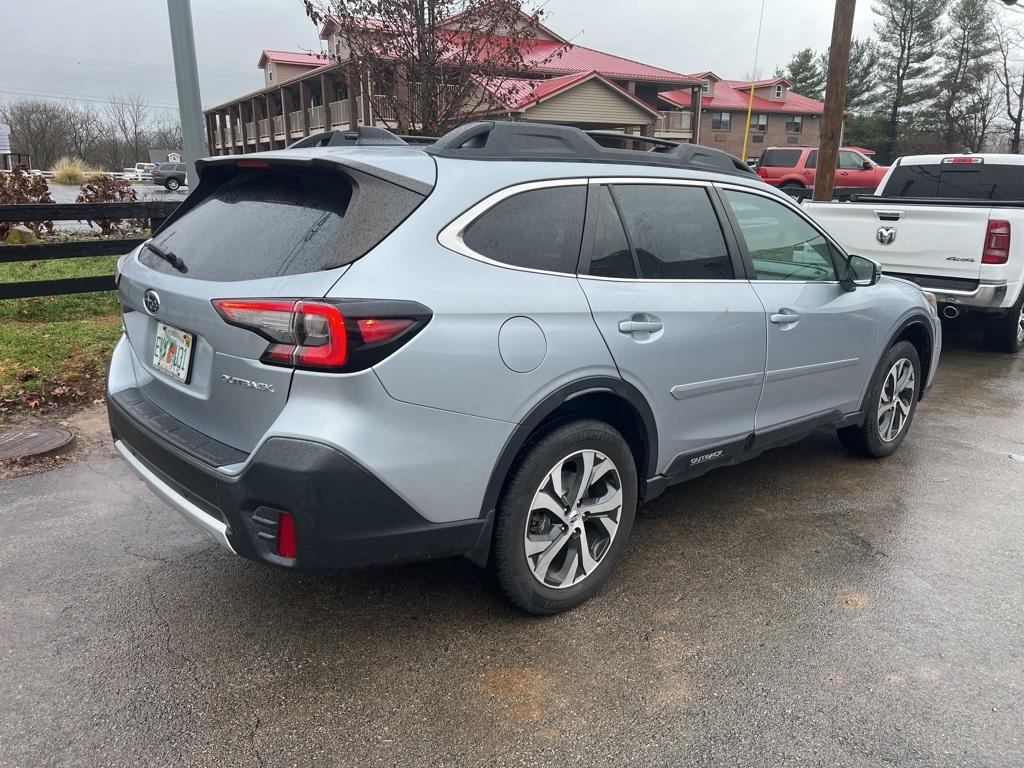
[1,0,877,114]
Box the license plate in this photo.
[152,322,194,383]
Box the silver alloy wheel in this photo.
[1017,303,1024,345]
[524,449,623,589]
[877,358,916,443]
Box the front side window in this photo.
[611,185,733,280]
[839,151,867,170]
[751,114,769,132]
[711,112,731,131]
[723,190,837,282]
[785,115,803,133]
[462,185,586,274]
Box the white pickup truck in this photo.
[805,154,1024,353]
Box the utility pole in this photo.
[166,0,206,188]
[813,0,857,202]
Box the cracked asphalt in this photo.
[1,323,1022,767]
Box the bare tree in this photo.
[150,117,183,152]
[104,93,152,168]
[64,102,104,161]
[0,99,70,169]
[994,12,1024,153]
[301,0,571,135]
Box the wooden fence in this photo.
[0,201,180,299]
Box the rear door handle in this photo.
[770,311,801,325]
[619,318,663,334]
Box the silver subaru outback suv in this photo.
[108,122,941,614]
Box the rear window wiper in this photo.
[144,241,188,274]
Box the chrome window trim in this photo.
[714,181,850,285]
[437,178,588,278]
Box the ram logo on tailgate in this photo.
[876,227,897,246]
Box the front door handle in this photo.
[770,310,801,325]
[619,318,663,334]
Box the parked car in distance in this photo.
[805,153,1024,353]
[122,163,156,181]
[758,146,889,199]
[107,122,941,614]
[151,163,187,191]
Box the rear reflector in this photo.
[983,220,1011,265]
[277,512,297,558]
[357,318,413,344]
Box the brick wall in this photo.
[700,111,822,162]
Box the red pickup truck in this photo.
[756,146,889,198]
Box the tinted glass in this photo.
[881,163,1024,200]
[806,150,817,169]
[158,163,176,171]
[724,190,837,282]
[587,186,636,279]
[761,149,802,168]
[463,186,586,274]
[141,169,352,281]
[839,151,865,170]
[613,185,733,280]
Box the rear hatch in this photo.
[117,151,433,454]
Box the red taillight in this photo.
[983,220,1011,265]
[212,299,348,369]
[277,512,297,558]
[758,167,769,179]
[237,159,270,168]
[357,318,413,344]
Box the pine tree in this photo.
[785,48,826,100]
[934,0,997,149]
[874,0,944,154]
[846,39,881,114]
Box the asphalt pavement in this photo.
[1,324,1022,767]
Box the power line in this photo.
[0,51,257,79]
[0,86,184,111]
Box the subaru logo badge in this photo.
[143,289,160,315]
[876,227,897,246]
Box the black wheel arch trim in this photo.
[479,376,659,519]
[881,312,935,401]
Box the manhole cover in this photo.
[0,427,75,461]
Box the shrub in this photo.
[51,156,93,185]
[0,169,55,239]
[76,176,142,236]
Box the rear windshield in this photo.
[760,149,802,169]
[158,163,177,171]
[881,163,1024,200]
[141,167,422,281]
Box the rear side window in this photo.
[760,149,802,169]
[612,185,733,280]
[141,167,423,281]
[882,163,1024,200]
[587,187,636,279]
[158,163,176,171]
[463,185,586,274]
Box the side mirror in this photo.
[862,160,873,171]
[841,254,881,291]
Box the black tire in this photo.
[490,419,638,615]
[780,182,806,198]
[838,340,921,458]
[165,178,181,191]
[983,290,1024,354]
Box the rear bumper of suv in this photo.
[107,387,493,570]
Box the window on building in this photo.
[268,66,274,82]
[785,115,803,133]
[775,84,785,99]
[611,185,734,280]
[711,112,731,130]
[723,190,837,282]
[463,185,587,274]
[702,79,711,94]
[751,114,769,132]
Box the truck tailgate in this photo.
[804,201,991,282]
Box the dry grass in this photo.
[50,156,95,185]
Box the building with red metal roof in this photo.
[205,12,825,163]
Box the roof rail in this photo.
[425,121,756,177]
[287,127,439,150]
